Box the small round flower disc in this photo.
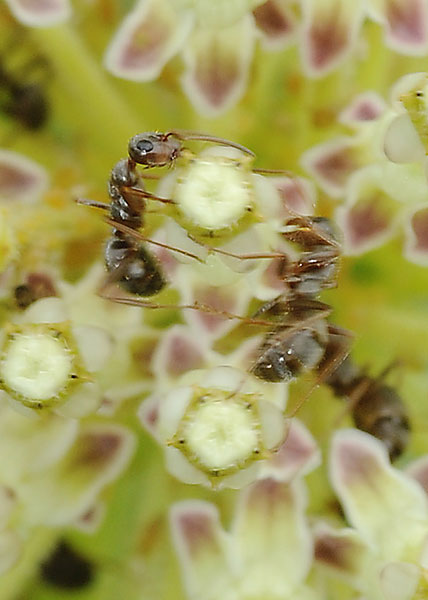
[1,332,73,401]
[179,392,260,473]
[174,157,252,230]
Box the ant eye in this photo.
[136,139,154,154]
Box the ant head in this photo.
[128,132,181,167]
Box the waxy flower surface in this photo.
[0,1,428,600]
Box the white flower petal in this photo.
[170,501,236,600]
[0,150,48,203]
[300,0,364,77]
[380,562,420,600]
[5,0,71,27]
[104,0,192,81]
[384,114,425,163]
[181,15,254,115]
[330,429,428,559]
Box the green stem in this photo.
[30,25,142,178]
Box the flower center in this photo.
[176,389,261,475]
[1,329,73,403]
[174,156,253,231]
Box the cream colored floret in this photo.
[181,397,259,471]
[175,157,252,230]
[1,332,73,401]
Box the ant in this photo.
[248,214,409,459]
[324,352,410,461]
[78,130,285,303]
[250,215,352,392]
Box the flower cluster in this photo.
[0,2,428,600]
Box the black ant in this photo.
[324,353,410,461]
[250,215,352,392]
[78,131,284,303]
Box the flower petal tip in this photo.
[5,0,71,27]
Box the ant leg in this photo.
[186,232,286,261]
[286,325,353,418]
[252,168,295,177]
[76,198,111,211]
[122,186,175,205]
[99,291,281,326]
[138,171,161,180]
[103,218,205,263]
[253,297,332,325]
[164,130,255,158]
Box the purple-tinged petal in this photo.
[152,325,206,379]
[104,0,192,82]
[368,0,428,55]
[301,137,363,197]
[232,479,312,596]
[380,562,420,600]
[185,283,246,337]
[403,205,428,266]
[0,150,48,203]
[339,92,387,128]
[384,114,425,163]
[271,175,316,216]
[300,0,364,77]
[72,502,105,533]
[181,15,254,116]
[138,393,161,441]
[314,523,370,585]
[253,0,297,48]
[261,419,321,481]
[335,167,400,255]
[21,424,135,526]
[170,501,236,600]
[330,429,428,559]
[5,0,71,27]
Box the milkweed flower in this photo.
[1,1,428,598]
[315,429,428,600]
[170,419,320,600]
[302,73,428,264]
[104,0,428,114]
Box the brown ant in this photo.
[324,353,410,461]
[246,214,410,458]
[250,216,352,393]
[78,131,283,303]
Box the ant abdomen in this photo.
[352,383,410,461]
[105,238,165,296]
[252,328,325,382]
